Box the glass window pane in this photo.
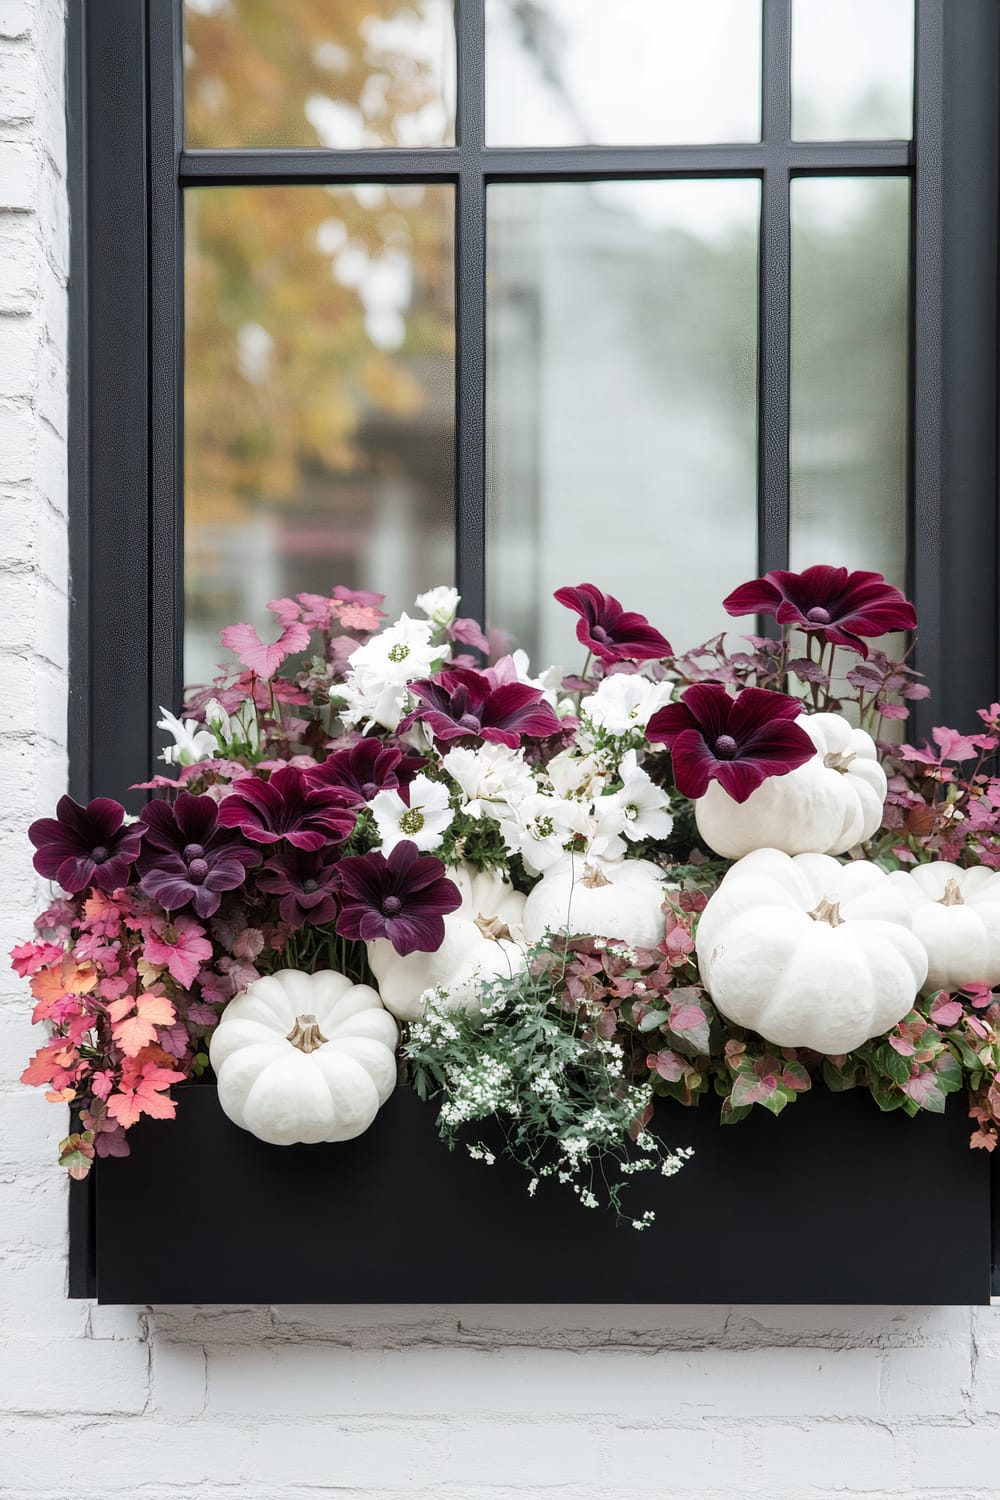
[792,0,913,141]
[486,0,761,146]
[184,184,455,687]
[183,0,456,148]
[487,181,759,670]
[790,178,909,595]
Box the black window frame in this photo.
[66,0,999,1294]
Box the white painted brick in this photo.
[0,42,35,119]
[597,1425,749,1493]
[440,1421,599,1489]
[0,399,35,479]
[254,1420,446,1489]
[0,1335,148,1414]
[0,1417,256,1492]
[0,215,38,309]
[0,317,38,397]
[756,1423,902,1492]
[207,1346,882,1420]
[881,1345,972,1418]
[904,1425,1000,1489]
[150,1340,206,1417]
[0,142,37,210]
[0,2,32,41]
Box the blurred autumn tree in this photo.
[182,0,456,674]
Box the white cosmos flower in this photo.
[580,673,673,737]
[370,773,454,854]
[500,792,593,876]
[337,612,447,732]
[442,743,536,821]
[415,585,460,628]
[599,750,674,844]
[157,708,218,767]
[546,749,611,802]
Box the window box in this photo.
[75,1081,992,1305]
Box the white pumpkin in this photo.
[209,969,399,1146]
[889,862,1000,993]
[695,848,928,1053]
[695,712,887,860]
[521,852,670,950]
[368,863,527,1021]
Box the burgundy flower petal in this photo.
[29,794,142,893]
[554,583,672,663]
[668,729,720,800]
[726,685,810,741]
[335,842,460,955]
[723,565,916,658]
[711,757,775,803]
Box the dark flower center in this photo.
[183,843,205,860]
[713,734,739,759]
[361,781,379,799]
[805,606,831,624]
[382,894,403,915]
[458,713,481,731]
[590,625,610,644]
[303,878,319,893]
[188,858,209,883]
[91,845,110,863]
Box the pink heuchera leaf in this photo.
[903,1070,944,1109]
[647,1049,687,1083]
[143,917,212,988]
[266,596,302,627]
[9,940,64,977]
[449,617,491,653]
[929,996,964,1027]
[220,620,311,680]
[106,1061,185,1129]
[111,994,177,1058]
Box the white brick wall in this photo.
[2,6,1000,1497]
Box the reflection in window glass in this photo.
[183,0,456,148]
[486,0,761,146]
[792,0,913,141]
[487,181,759,671]
[184,185,455,688]
[790,178,909,596]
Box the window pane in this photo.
[791,0,913,141]
[790,178,909,593]
[486,0,761,146]
[487,181,759,670]
[183,0,456,148]
[184,184,455,687]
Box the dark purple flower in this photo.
[255,846,341,929]
[723,566,917,658]
[554,583,673,665]
[217,765,357,851]
[29,795,144,894]
[308,739,414,801]
[136,793,261,919]
[335,841,461,956]
[400,667,561,748]
[647,683,815,803]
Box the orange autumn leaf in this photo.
[29,956,98,1006]
[111,994,177,1058]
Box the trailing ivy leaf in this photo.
[720,1098,752,1126]
[869,1074,905,1112]
[823,1059,859,1092]
[873,1042,913,1087]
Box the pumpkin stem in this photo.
[582,862,611,889]
[939,877,965,907]
[286,1014,329,1053]
[823,750,857,774]
[808,896,845,928]
[475,912,513,942]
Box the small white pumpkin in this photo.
[368,863,527,1021]
[521,852,670,950]
[889,862,1000,993]
[209,969,399,1146]
[695,848,928,1053]
[695,711,887,860]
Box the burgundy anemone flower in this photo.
[647,683,815,803]
[554,583,672,665]
[334,841,461,956]
[217,765,357,851]
[400,667,561,748]
[255,846,341,928]
[307,739,415,801]
[29,796,145,894]
[723,566,917,657]
[137,792,261,918]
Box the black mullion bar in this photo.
[454,0,487,626]
[147,0,185,746]
[179,141,911,187]
[758,0,792,576]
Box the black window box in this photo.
[72,1082,996,1305]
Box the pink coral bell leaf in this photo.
[219,620,312,680]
